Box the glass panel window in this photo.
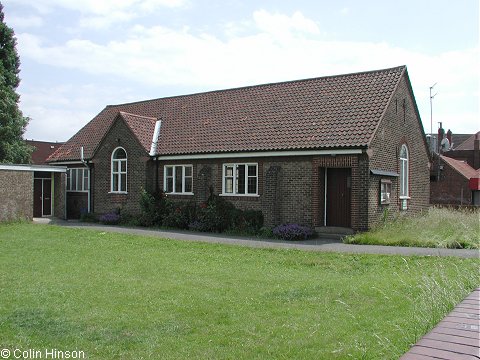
[223,163,258,196]
[164,165,193,194]
[71,169,77,190]
[67,168,90,192]
[380,180,392,205]
[399,144,409,199]
[111,147,127,193]
[237,165,246,194]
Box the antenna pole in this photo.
[429,83,437,136]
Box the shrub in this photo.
[273,224,314,241]
[99,212,121,225]
[163,202,197,229]
[139,189,172,227]
[80,212,98,223]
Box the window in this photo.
[222,163,258,195]
[67,168,89,192]
[380,179,392,205]
[111,147,127,193]
[164,165,193,194]
[399,144,409,198]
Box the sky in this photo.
[2,0,479,143]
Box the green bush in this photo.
[163,202,197,229]
[139,189,173,227]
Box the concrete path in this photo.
[36,218,479,258]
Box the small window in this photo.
[67,168,89,192]
[111,147,127,193]
[222,163,258,196]
[164,165,193,194]
[380,180,392,205]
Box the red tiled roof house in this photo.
[47,66,430,230]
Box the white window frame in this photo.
[380,179,392,205]
[221,163,259,196]
[163,165,194,195]
[66,168,89,192]
[111,147,127,193]
[399,144,409,199]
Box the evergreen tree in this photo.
[0,2,31,164]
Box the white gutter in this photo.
[150,120,162,156]
[158,148,363,161]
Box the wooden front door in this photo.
[33,178,52,217]
[326,168,351,227]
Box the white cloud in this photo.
[14,9,480,139]
[10,0,187,15]
[20,84,139,141]
[253,9,320,38]
[6,15,43,28]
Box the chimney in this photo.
[474,133,480,170]
[437,122,444,153]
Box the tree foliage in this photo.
[0,2,31,164]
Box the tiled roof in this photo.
[440,155,480,180]
[454,131,480,151]
[118,112,158,153]
[26,140,64,165]
[48,66,406,162]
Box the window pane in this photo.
[185,177,192,193]
[248,165,257,176]
[225,178,233,193]
[114,148,126,159]
[83,170,89,191]
[120,160,126,173]
[175,166,182,193]
[184,166,192,177]
[248,177,257,194]
[113,174,118,192]
[67,170,71,190]
[166,178,173,193]
[120,174,127,192]
[225,166,233,177]
[166,167,173,176]
[113,161,118,173]
[72,169,77,190]
[237,165,245,194]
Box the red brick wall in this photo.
[368,73,430,227]
[91,118,153,215]
[430,164,472,205]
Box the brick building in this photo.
[47,66,430,230]
[430,132,480,205]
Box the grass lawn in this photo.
[0,223,478,359]
[344,207,480,249]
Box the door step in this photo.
[315,227,354,241]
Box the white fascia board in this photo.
[157,148,363,161]
[0,164,67,172]
[47,161,85,165]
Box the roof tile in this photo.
[48,66,406,162]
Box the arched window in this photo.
[399,144,409,198]
[111,147,127,193]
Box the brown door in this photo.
[33,179,43,217]
[326,168,351,227]
[42,179,52,216]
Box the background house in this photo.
[48,65,430,231]
[430,130,480,206]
